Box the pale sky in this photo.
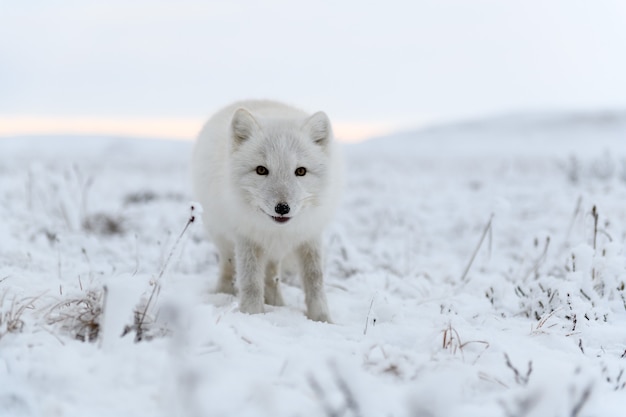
[1,0,625,141]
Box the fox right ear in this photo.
[303,111,332,148]
[231,108,260,146]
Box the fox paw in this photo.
[306,304,332,323]
[239,298,264,315]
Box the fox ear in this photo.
[303,111,332,147]
[231,108,260,146]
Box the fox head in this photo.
[228,107,334,227]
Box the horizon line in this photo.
[0,115,411,143]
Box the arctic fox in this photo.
[191,100,342,322]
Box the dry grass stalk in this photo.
[460,214,494,282]
[46,289,103,342]
[0,293,38,339]
[503,353,532,386]
[442,323,490,364]
[134,205,197,342]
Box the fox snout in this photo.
[274,202,290,215]
[271,201,292,224]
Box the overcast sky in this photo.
[1,0,625,140]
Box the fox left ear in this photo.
[303,111,332,147]
[231,108,260,146]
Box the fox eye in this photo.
[256,166,269,175]
[295,167,307,176]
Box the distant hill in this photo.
[362,111,626,157]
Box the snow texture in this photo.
[1,113,625,417]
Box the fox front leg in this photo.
[297,239,331,322]
[264,260,285,306]
[235,238,265,314]
[214,238,236,295]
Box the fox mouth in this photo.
[261,209,292,224]
[271,216,291,224]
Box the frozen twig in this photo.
[591,206,598,251]
[363,294,376,335]
[531,308,559,334]
[442,323,489,364]
[308,375,338,417]
[591,205,598,280]
[565,196,582,244]
[332,365,362,417]
[524,236,550,280]
[460,214,494,282]
[135,205,197,342]
[570,384,593,417]
[308,362,362,417]
[157,205,197,281]
[504,353,532,386]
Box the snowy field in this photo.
[1,113,625,417]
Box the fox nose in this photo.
[275,202,290,215]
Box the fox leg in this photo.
[235,237,265,314]
[214,239,236,295]
[297,240,331,322]
[264,260,285,306]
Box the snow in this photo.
[1,112,625,416]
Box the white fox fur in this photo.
[191,100,342,322]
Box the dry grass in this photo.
[308,362,362,417]
[82,212,126,236]
[42,205,197,344]
[46,289,104,342]
[44,286,165,343]
[460,214,493,282]
[0,293,38,339]
[442,323,490,364]
[503,353,532,386]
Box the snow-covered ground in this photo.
[1,113,625,417]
